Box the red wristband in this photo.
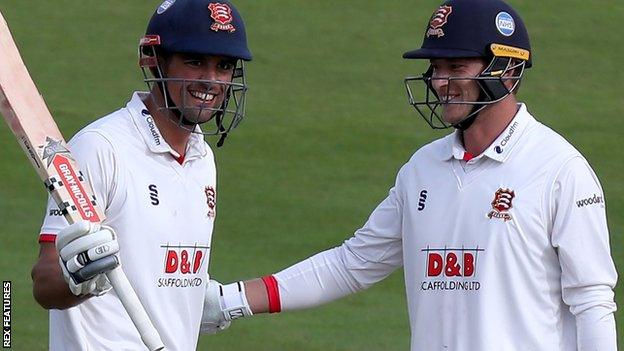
[261,275,281,313]
[39,233,57,243]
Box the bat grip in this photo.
[106,266,166,350]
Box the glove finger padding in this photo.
[59,229,117,263]
[56,221,99,249]
[56,221,119,297]
[65,239,120,273]
[59,257,111,296]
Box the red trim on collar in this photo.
[462,152,474,161]
[174,154,185,165]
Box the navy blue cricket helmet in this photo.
[139,0,252,146]
[403,0,530,67]
[403,0,532,130]
[145,0,251,61]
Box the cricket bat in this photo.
[0,11,165,351]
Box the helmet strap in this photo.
[453,109,478,131]
[478,57,514,101]
[453,102,487,131]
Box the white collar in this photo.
[127,92,208,161]
[439,103,535,163]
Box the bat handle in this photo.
[106,266,166,350]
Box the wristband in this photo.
[261,275,281,313]
[219,281,253,321]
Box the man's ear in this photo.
[502,59,523,93]
[152,49,172,78]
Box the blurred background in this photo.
[0,0,622,349]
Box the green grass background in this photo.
[0,0,622,350]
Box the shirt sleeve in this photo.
[38,130,118,243]
[274,182,404,311]
[549,156,617,350]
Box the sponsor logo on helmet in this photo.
[157,0,176,15]
[140,35,161,47]
[490,44,530,61]
[487,188,514,221]
[495,12,515,36]
[208,3,236,33]
[426,5,452,38]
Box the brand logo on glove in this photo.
[95,244,111,255]
[208,3,236,32]
[226,308,246,320]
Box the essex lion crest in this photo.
[487,188,514,222]
[208,3,236,32]
[426,5,452,38]
[205,186,216,219]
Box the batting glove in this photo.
[200,279,253,334]
[56,221,120,296]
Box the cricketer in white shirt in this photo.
[201,0,617,348]
[39,92,216,351]
[267,103,617,350]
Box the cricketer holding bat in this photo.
[201,0,618,349]
[30,0,252,349]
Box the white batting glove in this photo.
[200,279,253,334]
[56,221,120,296]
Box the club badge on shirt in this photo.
[487,188,515,222]
[205,186,216,219]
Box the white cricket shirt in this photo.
[275,104,617,350]
[39,92,217,351]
